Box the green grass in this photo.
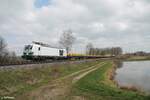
[71,61,150,100]
[0,60,100,97]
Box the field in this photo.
[0,60,100,98]
[0,60,150,100]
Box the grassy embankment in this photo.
[126,56,150,61]
[70,61,150,100]
[0,60,100,97]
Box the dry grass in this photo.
[119,85,138,92]
[0,60,101,98]
[102,61,117,88]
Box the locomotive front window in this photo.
[24,45,32,50]
[30,46,33,50]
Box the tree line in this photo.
[86,43,122,56]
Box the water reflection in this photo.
[116,61,123,69]
[115,61,150,93]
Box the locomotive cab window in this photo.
[24,45,32,50]
[30,46,33,50]
[59,50,64,56]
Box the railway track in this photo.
[0,59,68,69]
[0,59,102,69]
[0,60,53,66]
[0,55,114,69]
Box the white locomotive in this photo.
[22,41,67,60]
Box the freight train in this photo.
[22,41,114,60]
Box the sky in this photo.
[0,0,150,55]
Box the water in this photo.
[115,61,150,93]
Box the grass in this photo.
[0,60,100,97]
[70,61,150,100]
[126,56,150,61]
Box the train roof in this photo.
[32,41,65,49]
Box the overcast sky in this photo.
[0,0,150,55]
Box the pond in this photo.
[115,61,150,93]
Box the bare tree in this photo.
[85,45,123,56]
[86,43,93,55]
[0,36,7,57]
[59,30,76,54]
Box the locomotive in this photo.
[22,41,67,60]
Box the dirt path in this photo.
[17,62,106,100]
[72,63,105,83]
[56,62,105,81]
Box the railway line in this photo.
[0,58,106,70]
[0,60,53,66]
[0,59,70,69]
[0,54,115,70]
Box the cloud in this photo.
[0,0,150,55]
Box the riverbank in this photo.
[126,56,150,61]
[114,60,150,96]
[68,61,150,100]
[1,60,150,100]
